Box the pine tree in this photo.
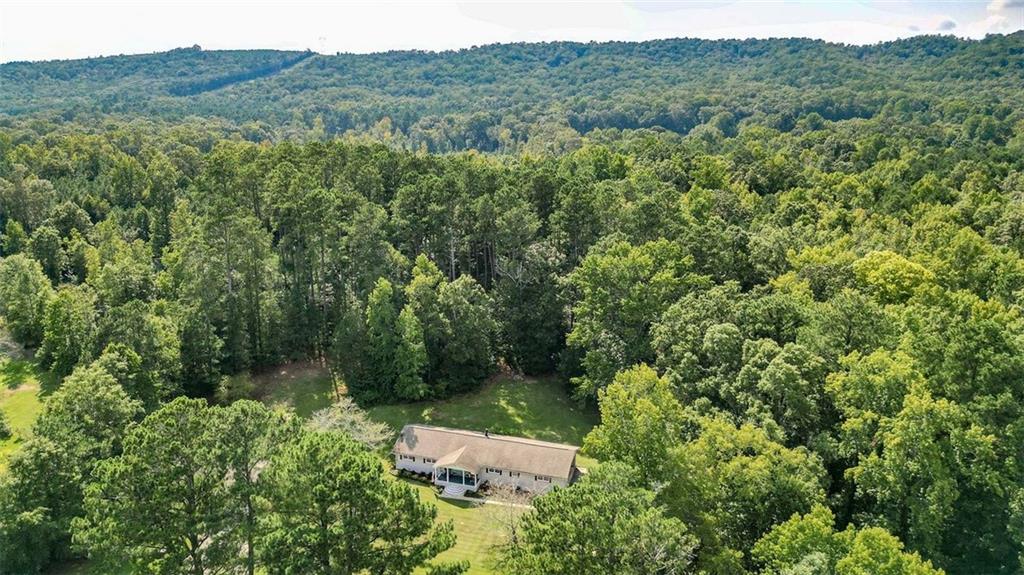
[363,277,400,402]
[395,306,428,400]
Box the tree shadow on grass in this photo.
[438,498,480,510]
[368,376,597,446]
[251,362,335,419]
[1,359,38,390]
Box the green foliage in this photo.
[4,35,1024,152]
[2,33,1024,572]
[405,255,447,379]
[0,254,53,346]
[853,251,935,305]
[219,400,295,575]
[492,241,565,374]
[847,388,1000,562]
[754,505,943,575]
[215,372,256,404]
[259,429,459,574]
[395,306,429,400]
[75,397,235,573]
[93,301,181,406]
[583,364,692,480]
[33,363,143,466]
[436,275,497,393]
[0,438,77,573]
[567,237,708,398]
[500,462,697,575]
[1,219,27,255]
[659,417,827,572]
[363,277,401,402]
[797,288,894,364]
[0,165,56,232]
[345,263,496,403]
[39,285,96,379]
[28,225,64,283]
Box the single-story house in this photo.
[393,424,581,495]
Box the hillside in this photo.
[2,33,1023,151]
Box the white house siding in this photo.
[395,454,436,475]
[479,468,568,493]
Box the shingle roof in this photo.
[393,424,579,480]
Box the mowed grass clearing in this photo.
[251,364,599,574]
[0,344,51,470]
[248,361,337,418]
[367,375,598,447]
[249,362,599,447]
[401,478,521,575]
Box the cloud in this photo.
[937,19,957,31]
[988,0,1024,12]
[963,13,1013,37]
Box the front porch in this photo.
[434,466,480,496]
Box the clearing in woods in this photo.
[0,329,52,471]
[251,363,599,574]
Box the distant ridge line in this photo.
[166,50,315,97]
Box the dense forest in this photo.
[3,33,1023,151]
[1,32,1024,574]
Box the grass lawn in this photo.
[249,362,599,448]
[0,352,51,470]
[400,477,521,575]
[249,361,337,418]
[367,376,598,447]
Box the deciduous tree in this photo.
[500,462,697,575]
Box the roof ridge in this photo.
[402,423,579,451]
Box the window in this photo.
[535,475,551,482]
[485,467,502,475]
[423,458,435,464]
[399,455,415,461]
[509,472,520,478]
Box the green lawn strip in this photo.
[0,357,47,470]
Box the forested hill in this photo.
[2,33,1023,151]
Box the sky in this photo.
[1,0,1022,63]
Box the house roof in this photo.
[433,445,480,470]
[393,424,579,480]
